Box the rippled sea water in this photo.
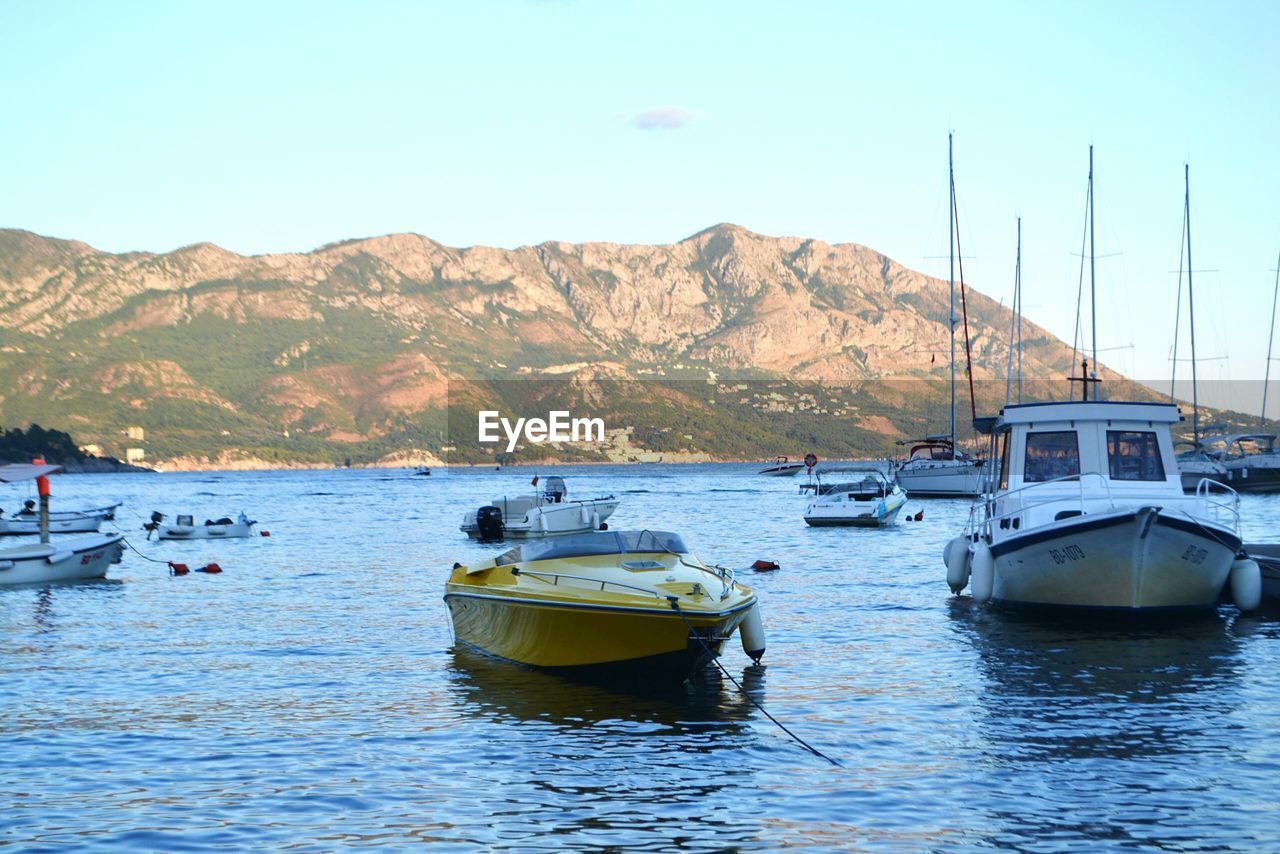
[3,464,1279,850]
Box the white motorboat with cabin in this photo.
[146,511,258,540]
[943,150,1260,613]
[803,466,907,527]
[461,476,619,541]
[1175,441,1227,493]
[0,463,124,586]
[1210,434,1280,493]
[944,401,1258,612]
[758,456,805,477]
[0,499,121,536]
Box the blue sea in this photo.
[3,464,1279,850]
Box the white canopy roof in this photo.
[0,463,63,483]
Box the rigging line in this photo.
[1070,183,1090,384]
[1185,164,1200,443]
[1170,190,1187,401]
[1261,245,1280,430]
[1005,218,1021,407]
[951,167,978,424]
[668,599,841,767]
[1089,145,1098,399]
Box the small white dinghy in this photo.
[461,476,618,541]
[0,499,121,536]
[147,511,258,540]
[0,463,124,586]
[804,467,908,527]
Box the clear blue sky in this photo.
[3,1,1278,391]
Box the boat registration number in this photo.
[80,551,104,565]
[1048,545,1085,565]
[1181,546,1208,565]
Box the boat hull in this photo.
[759,464,804,477]
[0,534,124,586]
[0,516,105,535]
[989,509,1238,610]
[444,592,753,675]
[804,491,907,527]
[895,460,985,497]
[461,498,619,539]
[157,522,255,540]
[1220,465,1280,493]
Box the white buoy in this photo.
[1230,558,1262,612]
[944,535,972,593]
[740,602,766,663]
[970,542,995,604]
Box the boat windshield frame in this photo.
[497,530,688,565]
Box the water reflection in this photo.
[948,601,1253,849]
[443,646,770,847]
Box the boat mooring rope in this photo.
[668,599,841,767]
[119,535,221,575]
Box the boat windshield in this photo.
[497,530,688,565]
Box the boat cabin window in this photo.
[1106,431,1166,481]
[1225,436,1276,459]
[1023,431,1080,483]
[909,444,954,462]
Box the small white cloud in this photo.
[629,107,700,131]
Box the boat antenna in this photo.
[1261,245,1280,430]
[948,132,956,445]
[1184,164,1200,445]
[951,142,978,422]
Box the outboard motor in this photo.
[144,511,164,538]
[475,505,504,542]
[543,476,567,504]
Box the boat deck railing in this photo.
[969,471,1240,538]
[1193,477,1242,531]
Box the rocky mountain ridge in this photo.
[0,224,1128,466]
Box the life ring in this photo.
[804,452,818,469]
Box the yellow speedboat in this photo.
[445,530,765,679]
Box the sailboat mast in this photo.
[1262,247,1280,430]
[949,132,956,443]
[1185,164,1199,444]
[1088,145,1098,401]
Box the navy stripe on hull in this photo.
[805,518,885,527]
[989,512,1137,558]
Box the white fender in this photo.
[944,535,972,593]
[1230,558,1262,612]
[739,602,766,663]
[591,509,600,529]
[580,505,590,525]
[970,542,995,604]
